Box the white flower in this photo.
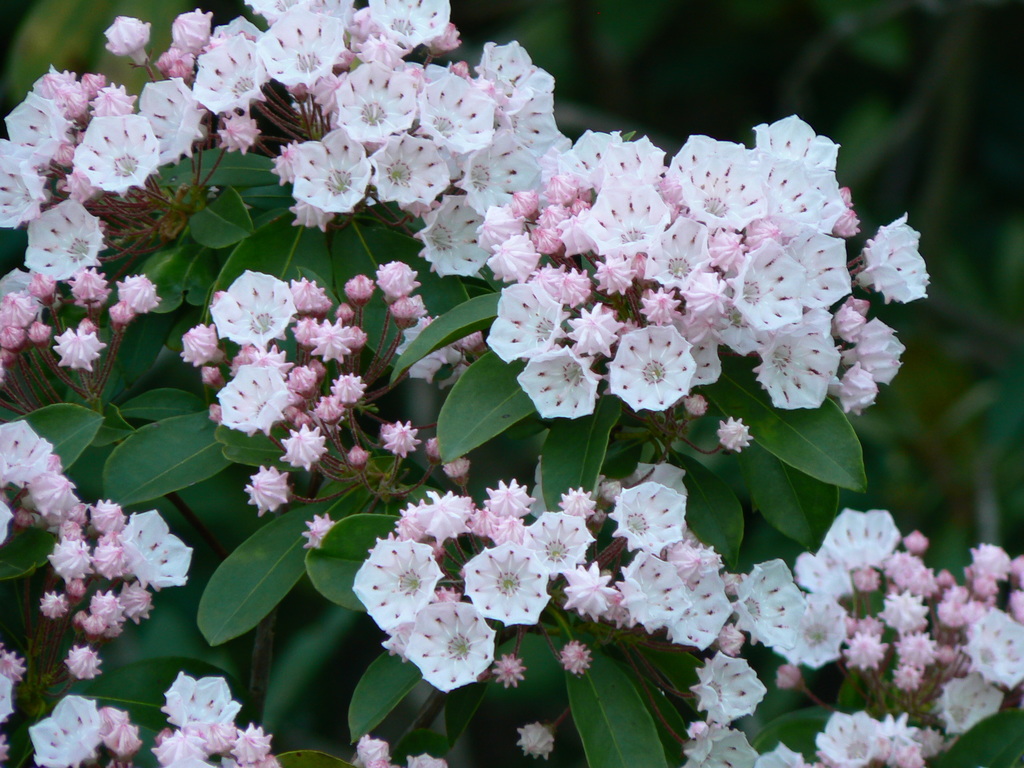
[29,695,103,768]
[25,200,104,279]
[54,325,106,372]
[463,542,550,625]
[258,7,345,88]
[194,34,268,115]
[609,480,687,554]
[405,602,496,692]
[73,115,160,195]
[521,512,593,577]
[733,559,806,651]
[139,78,207,165]
[608,325,696,412]
[937,673,1002,734]
[353,539,443,631]
[121,510,192,589]
[858,215,929,303]
[965,608,1024,688]
[516,347,599,419]
[292,128,371,214]
[416,195,489,277]
[336,62,419,144]
[717,417,751,452]
[218,364,290,436]
[162,672,242,727]
[371,134,449,207]
[779,593,847,669]
[368,0,450,49]
[619,552,691,632]
[211,270,296,349]
[815,712,885,768]
[0,420,54,487]
[488,282,567,363]
[692,652,766,725]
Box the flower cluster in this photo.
[755,509,1024,768]
[352,463,818,759]
[0,266,160,414]
[188,267,480,518]
[474,117,926,419]
[0,419,191,761]
[25,673,275,768]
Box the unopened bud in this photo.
[347,445,369,469]
[775,663,802,690]
[425,437,441,464]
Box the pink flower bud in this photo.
[314,395,344,424]
[108,300,136,327]
[775,663,802,690]
[201,366,225,389]
[425,437,441,464]
[716,623,745,655]
[291,278,332,316]
[99,707,143,759]
[104,16,151,65]
[375,262,420,302]
[902,530,928,555]
[181,324,222,367]
[443,458,470,483]
[208,403,222,424]
[683,394,708,417]
[171,9,212,55]
[390,295,427,326]
[510,190,539,219]
[347,445,369,469]
[70,269,110,306]
[545,175,579,206]
[29,273,57,303]
[853,567,880,592]
[345,275,375,306]
[0,326,26,351]
[27,322,51,346]
[335,303,356,324]
[427,22,461,54]
[156,47,196,81]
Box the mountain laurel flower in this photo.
[559,640,592,676]
[281,424,327,471]
[54,325,105,371]
[121,510,192,589]
[65,645,101,680]
[104,16,151,64]
[492,654,526,688]
[73,115,160,194]
[516,723,555,761]
[405,601,496,692]
[717,417,752,452]
[302,514,334,549]
[381,420,420,458]
[245,466,290,516]
[29,695,103,768]
[463,543,550,626]
[692,652,767,725]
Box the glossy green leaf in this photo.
[541,397,620,509]
[103,412,230,506]
[637,649,701,709]
[115,312,177,385]
[390,293,499,383]
[305,513,397,610]
[934,711,1024,768]
[141,244,216,313]
[566,652,668,768]
[91,404,134,447]
[190,187,254,249]
[751,707,830,759]
[738,442,837,549]
[119,389,205,422]
[676,454,744,568]
[707,357,866,491]
[445,683,486,747]
[197,507,312,646]
[22,403,103,469]
[215,216,332,293]
[242,184,295,210]
[436,353,537,462]
[348,652,422,741]
[393,730,449,764]
[215,426,289,470]
[0,529,53,581]
[162,150,277,189]
[84,657,246,732]
[278,752,356,768]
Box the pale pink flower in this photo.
[559,640,592,676]
[692,652,766,725]
[516,723,555,761]
[405,602,496,692]
[245,466,290,516]
[104,16,150,64]
[717,417,752,452]
[65,645,101,680]
[381,420,420,458]
[492,654,526,688]
[302,514,334,549]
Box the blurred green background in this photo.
[3,0,1024,765]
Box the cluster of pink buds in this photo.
[187,266,482,518]
[470,117,925,422]
[23,672,276,768]
[0,267,159,413]
[352,463,825,761]
[758,509,1024,768]
[353,733,446,768]
[0,419,190,737]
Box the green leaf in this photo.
[162,150,277,189]
[393,730,449,764]
[738,442,838,549]
[390,293,499,384]
[935,711,1024,768]
[751,707,831,759]
[91,404,134,447]
[215,216,331,292]
[190,187,254,249]
[348,652,422,741]
[84,657,247,732]
[637,649,701,709]
[305,513,397,610]
[103,411,230,506]
[215,426,289,470]
[118,389,205,422]
[22,403,103,469]
[541,397,620,509]
[566,652,668,768]
[436,353,537,462]
[278,752,356,768]
[445,683,486,747]
[706,357,866,491]
[141,244,216,314]
[242,184,295,210]
[198,491,367,646]
[115,312,177,385]
[676,454,744,568]
[0,529,53,580]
